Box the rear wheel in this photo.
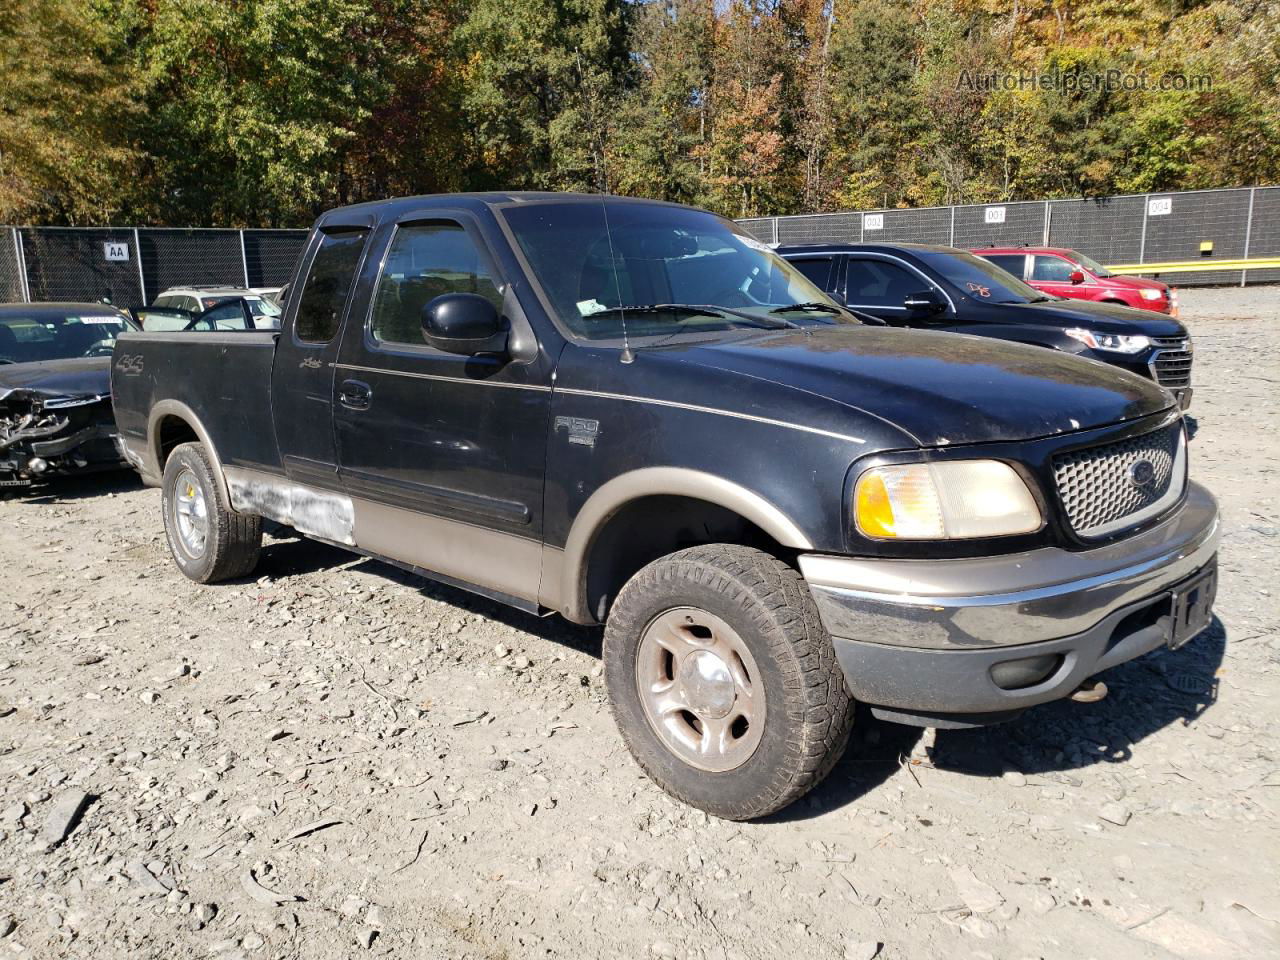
[161,442,261,583]
[603,544,855,820]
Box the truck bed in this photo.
[111,332,282,482]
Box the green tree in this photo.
[454,0,632,191]
[0,0,141,223]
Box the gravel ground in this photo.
[1,286,1277,960]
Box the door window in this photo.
[982,254,1027,279]
[295,229,369,343]
[787,257,833,290]
[844,259,924,307]
[1031,255,1077,282]
[202,301,249,330]
[369,222,504,345]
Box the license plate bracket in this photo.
[1169,561,1217,650]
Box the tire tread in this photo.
[604,544,855,820]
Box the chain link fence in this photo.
[4,190,1277,302]
[740,186,1280,287]
[0,226,308,306]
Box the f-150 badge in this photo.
[554,416,600,447]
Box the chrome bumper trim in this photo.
[801,481,1219,649]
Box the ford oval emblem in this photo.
[1129,459,1157,487]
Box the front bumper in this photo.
[800,481,1220,724]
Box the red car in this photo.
[974,246,1177,315]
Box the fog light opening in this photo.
[989,653,1063,691]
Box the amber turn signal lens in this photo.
[854,471,895,538]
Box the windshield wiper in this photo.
[585,303,794,330]
[768,301,848,323]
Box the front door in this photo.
[271,226,371,489]
[332,212,554,607]
[842,255,947,327]
[1030,254,1088,301]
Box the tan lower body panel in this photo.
[223,466,546,605]
[351,497,544,607]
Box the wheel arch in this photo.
[553,467,815,624]
[147,401,230,504]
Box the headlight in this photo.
[1064,328,1151,354]
[1138,289,1163,301]
[854,460,1042,540]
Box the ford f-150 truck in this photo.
[111,193,1220,820]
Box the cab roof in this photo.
[316,192,701,230]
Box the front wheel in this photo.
[161,442,262,583]
[603,544,855,820]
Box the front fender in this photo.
[545,466,814,622]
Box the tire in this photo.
[161,441,261,583]
[603,544,855,820]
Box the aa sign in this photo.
[103,241,130,262]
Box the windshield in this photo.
[499,199,850,341]
[0,310,132,364]
[1069,250,1113,278]
[918,250,1051,304]
[245,296,281,318]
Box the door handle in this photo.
[338,379,371,410]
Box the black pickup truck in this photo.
[111,193,1220,820]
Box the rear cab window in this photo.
[295,230,370,343]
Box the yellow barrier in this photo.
[1106,257,1280,275]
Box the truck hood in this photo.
[0,357,111,403]
[663,326,1172,447]
[1000,298,1186,336]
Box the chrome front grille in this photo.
[1149,336,1192,388]
[1053,421,1186,538]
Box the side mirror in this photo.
[903,289,945,314]
[1069,270,1085,285]
[421,293,507,355]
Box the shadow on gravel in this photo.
[767,709,926,823]
[247,535,604,656]
[772,617,1227,821]
[6,469,143,502]
[927,617,1227,778]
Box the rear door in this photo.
[332,209,554,607]
[980,253,1029,282]
[271,223,372,489]
[785,255,837,294]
